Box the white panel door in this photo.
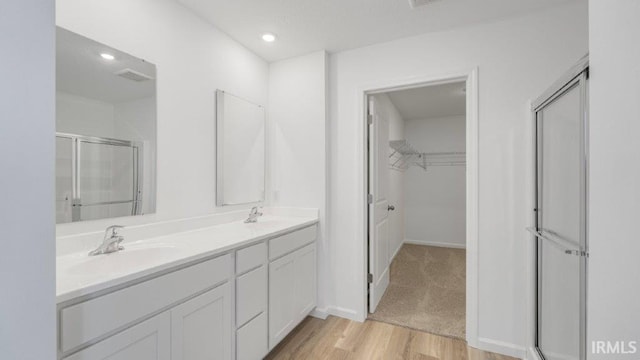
[171,283,233,360]
[368,96,390,313]
[64,312,170,360]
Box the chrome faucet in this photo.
[89,225,125,256]
[244,206,263,223]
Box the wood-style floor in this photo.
[266,316,520,360]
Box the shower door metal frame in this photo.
[56,132,143,222]
[531,55,589,360]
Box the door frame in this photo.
[358,68,479,346]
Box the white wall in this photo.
[371,94,406,260]
[327,1,588,355]
[56,0,269,234]
[0,0,56,358]
[268,51,329,315]
[404,115,466,248]
[588,1,640,359]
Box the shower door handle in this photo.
[526,227,588,257]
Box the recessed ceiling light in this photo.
[100,53,115,61]
[261,33,276,43]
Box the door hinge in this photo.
[367,114,373,125]
[368,194,373,204]
[367,273,373,283]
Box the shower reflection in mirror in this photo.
[56,27,157,223]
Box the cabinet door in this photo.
[64,312,170,360]
[171,283,232,360]
[294,244,317,321]
[268,251,297,349]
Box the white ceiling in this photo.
[386,81,466,120]
[57,27,156,104]
[176,0,578,62]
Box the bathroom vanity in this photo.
[56,214,318,360]
[54,25,310,360]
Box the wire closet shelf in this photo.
[389,140,465,171]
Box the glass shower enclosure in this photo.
[56,133,142,224]
[530,56,589,360]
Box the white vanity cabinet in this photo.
[64,285,234,360]
[268,227,317,350]
[65,312,171,360]
[235,242,268,360]
[171,283,233,360]
[58,223,317,360]
[59,254,233,360]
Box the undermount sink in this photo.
[66,245,182,275]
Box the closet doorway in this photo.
[364,72,478,343]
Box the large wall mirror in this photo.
[56,27,157,224]
[216,90,265,206]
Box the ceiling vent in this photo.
[408,0,440,9]
[114,68,154,82]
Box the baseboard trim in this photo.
[325,306,361,322]
[476,337,526,359]
[404,238,466,249]
[390,242,402,262]
[527,347,544,360]
[535,349,576,360]
[309,307,329,320]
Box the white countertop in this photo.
[56,215,318,304]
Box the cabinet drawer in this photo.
[236,265,267,327]
[60,254,232,353]
[237,312,267,360]
[269,225,317,260]
[236,242,266,274]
